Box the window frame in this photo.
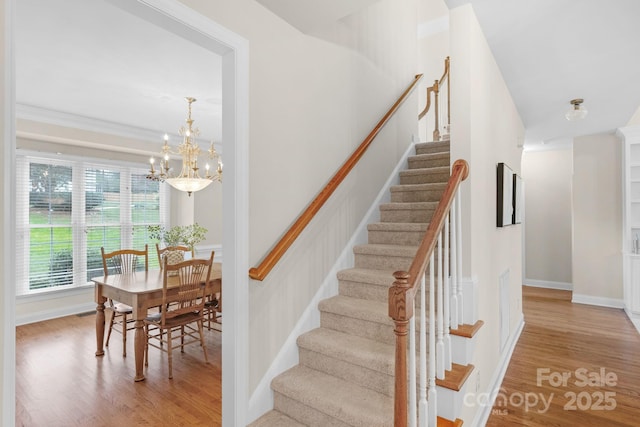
[16,151,169,296]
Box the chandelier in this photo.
[147,97,223,195]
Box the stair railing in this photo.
[249,74,424,281]
[418,57,450,142]
[388,159,469,427]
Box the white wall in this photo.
[194,178,223,243]
[572,133,623,304]
[417,0,450,143]
[522,148,573,287]
[179,0,420,394]
[1,0,14,421]
[449,4,525,424]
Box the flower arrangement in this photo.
[148,223,208,251]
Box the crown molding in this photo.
[16,103,165,143]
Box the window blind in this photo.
[16,154,168,296]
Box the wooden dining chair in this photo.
[143,251,214,379]
[156,243,194,268]
[202,250,221,331]
[100,245,149,357]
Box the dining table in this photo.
[91,263,222,382]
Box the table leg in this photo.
[134,320,146,382]
[95,302,105,356]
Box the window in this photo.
[16,154,169,296]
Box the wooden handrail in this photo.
[388,158,468,426]
[249,74,424,281]
[418,57,450,142]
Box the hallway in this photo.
[486,286,640,426]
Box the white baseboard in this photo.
[571,293,624,309]
[246,143,417,423]
[524,279,572,291]
[470,315,525,427]
[16,301,96,326]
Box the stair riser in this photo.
[368,229,425,246]
[321,312,394,345]
[380,208,435,224]
[391,188,444,203]
[408,156,450,170]
[299,348,394,397]
[339,280,389,303]
[400,171,449,185]
[415,142,450,155]
[339,278,435,306]
[354,252,414,271]
[274,393,352,427]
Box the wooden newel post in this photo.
[389,271,414,427]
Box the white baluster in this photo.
[409,312,416,427]
[436,234,444,380]
[419,274,427,426]
[450,194,459,330]
[443,213,452,371]
[456,191,464,325]
[428,253,437,427]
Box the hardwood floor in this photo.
[16,286,640,426]
[487,286,640,427]
[16,313,222,427]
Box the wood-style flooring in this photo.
[487,286,640,427]
[16,313,222,427]
[16,286,640,426]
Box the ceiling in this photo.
[15,0,222,145]
[15,0,640,150]
[447,0,640,147]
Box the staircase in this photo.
[250,141,473,426]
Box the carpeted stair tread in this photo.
[379,201,438,211]
[248,410,306,427]
[272,365,393,426]
[337,268,398,303]
[408,152,450,162]
[367,222,430,246]
[415,141,450,154]
[353,243,419,257]
[379,201,437,224]
[337,267,397,286]
[368,222,429,232]
[319,295,389,325]
[353,244,419,271]
[298,328,395,376]
[400,167,450,184]
[390,182,447,203]
[391,182,447,192]
[408,153,450,169]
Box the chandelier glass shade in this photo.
[147,97,223,195]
